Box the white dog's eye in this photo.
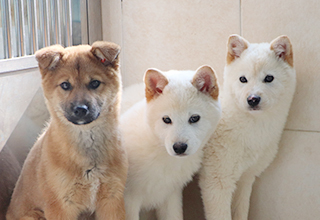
[264,75,274,83]
[189,115,200,124]
[162,116,172,124]
[239,76,248,83]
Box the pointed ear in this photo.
[144,68,169,102]
[227,34,249,64]
[91,41,121,65]
[35,45,64,70]
[192,65,219,100]
[270,35,293,67]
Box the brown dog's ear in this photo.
[144,68,169,102]
[270,35,293,67]
[227,34,249,64]
[91,41,121,65]
[35,45,64,70]
[192,65,219,100]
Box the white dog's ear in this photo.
[91,41,121,65]
[144,68,169,102]
[35,45,64,71]
[227,34,249,64]
[270,35,293,67]
[192,65,219,100]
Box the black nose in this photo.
[173,142,188,155]
[73,105,89,118]
[247,95,261,107]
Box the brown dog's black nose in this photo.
[73,105,89,118]
[247,95,261,107]
[173,142,188,155]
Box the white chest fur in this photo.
[126,145,203,209]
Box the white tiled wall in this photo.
[102,0,320,219]
[249,130,320,219]
[120,0,240,87]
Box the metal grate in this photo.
[0,0,73,59]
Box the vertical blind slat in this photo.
[57,0,62,45]
[7,0,12,58]
[38,0,44,49]
[26,0,32,54]
[14,0,21,56]
[1,0,12,58]
[66,0,72,46]
[60,0,64,46]
[19,0,26,56]
[31,0,38,52]
[45,0,50,46]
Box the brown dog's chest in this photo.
[61,134,109,209]
[62,165,105,212]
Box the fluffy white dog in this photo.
[199,35,296,220]
[120,65,221,220]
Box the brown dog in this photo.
[6,42,127,220]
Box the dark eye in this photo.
[89,80,101,89]
[60,82,72,91]
[162,116,172,124]
[239,76,248,83]
[264,75,274,83]
[189,115,200,124]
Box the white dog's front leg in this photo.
[156,189,183,220]
[199,167,236,220]
[124,195,141,220]
[231,172,256,220]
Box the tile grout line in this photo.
[239,0,242,36]
[284,129,320,133]
[120,0,125,83]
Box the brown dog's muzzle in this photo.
[64,101,100,125]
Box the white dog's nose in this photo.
[247,95,261,107]
[173,142,188,155]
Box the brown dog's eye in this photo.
[89,80,101,89]
[60,82,72,91]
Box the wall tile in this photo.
[242,0,320,131]
[249,130,320,220]
[122,0,240,87]
[101,0,122,46]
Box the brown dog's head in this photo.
[35,42,121,126]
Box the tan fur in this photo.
[6,42,127,220]
[226,35,249,65]
[144,68,169,102]
[270,35,294,67]
[191,65,219,100]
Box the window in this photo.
[0,0,103,73]
[0,0,83,60]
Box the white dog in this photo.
[199,35,296,220]
[120,65,221,220]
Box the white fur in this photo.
[121,82,145,114]
[199,35,296,220]
[120,68,221,220]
